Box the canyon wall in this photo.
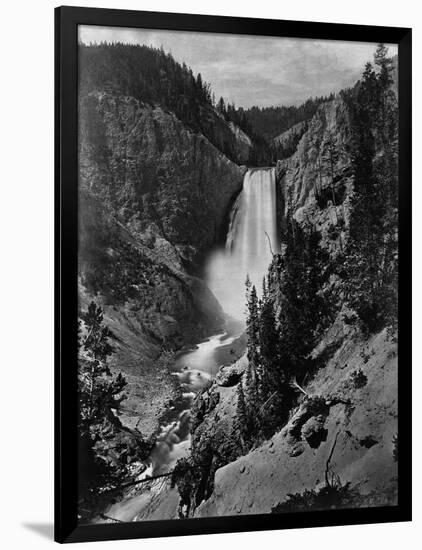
[276,96,354,257]
[79,91,247,435]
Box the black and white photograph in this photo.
[75,24,402,526]
[0,0,418,547]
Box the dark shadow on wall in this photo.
[22,523,53,541]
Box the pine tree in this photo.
[78,302,152,520]
[245,273,251,299]
[276,218,329,383]
[244,349,261,439]
[217,96,226,116]
[246,283,260,359]
[244,362,258,409]
[235,382,248,450]
[79,302,125,425]
[262,276,268,301]
[374,44,394,107]
[259,293,281,398]
[341,44,398,333]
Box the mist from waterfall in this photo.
[206,168,279,322]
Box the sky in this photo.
[79,26,397,109]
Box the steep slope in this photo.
[80,92,247,263]
[79,43,253,165]
[242,96,333,142]
[78,189,226,435]
[79,91,247,435]
[272,120,309,160]
[195,327,397,517]
[276,96,354,256]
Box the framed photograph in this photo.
[55,6,411,543]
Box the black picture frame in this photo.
[55,5,412,543]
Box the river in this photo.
[103,327,243,522]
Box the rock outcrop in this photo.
[273,120,309,159]
[80,92,246,265]
[276,96,354,256]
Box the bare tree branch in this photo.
[264,231,275,256]
[259,391,278,414]
[101,471,174,499]
[290,377,309,396]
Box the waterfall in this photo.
[206,168,279,321]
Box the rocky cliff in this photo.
[80,92,247,265]
[276,96,354,257]
[79,91,247,435]
[273,119,309,160]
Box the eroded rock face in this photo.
[273,120,309,160]
[78,91,247,435]
[276,97,354,257]
[79,92,246,264]
[215,355,248,387]
[78,191,226,437]
[79,191,225,350]
[78,92,247,348]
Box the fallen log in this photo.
[102,471,174,499]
